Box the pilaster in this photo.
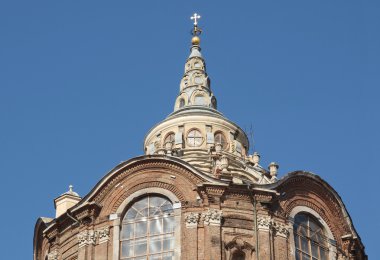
[202,209,223,260]
[184,212,201,260]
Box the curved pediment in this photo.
[262,171,362,248]
[69,155,227,215]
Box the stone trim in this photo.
[47,250,58,260]
[77,227,110,247]
[185,212,201,228]
[202,209,223,226]
[257,216,290,238]
[97,227,110,244]
[77,230,96,248]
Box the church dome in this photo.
[144,21,271,184]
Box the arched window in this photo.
[214,132,228,151]
[164,132,175,148]
[179,98,185,108]
[120,195,175,260]
[293,213,329,260]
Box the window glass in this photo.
[214,132,228,150]
[120,196,175,259]
[194,95,206,105]
[164,133,175,148]
[293,213,329,260]
[187,129,203,147]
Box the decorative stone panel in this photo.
[272,222,290,238]
[78,230,96,248]
[257,216,290,237]
[257,216,272,230]
[97,227,110,244]
[202,209,223,226]
[47,250,58,260]
[185,212,201,228]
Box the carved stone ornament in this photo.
[272,222,290,238]
[257,216,272,230]
[225,237,255,260]
[185,212,200,228]
[47,250,58,260]
[97,227,110,244]
[257,216,290,237]
[78,230,97,248]
[257,216,289,238]
[202,209,223,226]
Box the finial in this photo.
[190,13,201,26]
[69,184,73,192]
[190,13,202,45]
[268,162,279,178]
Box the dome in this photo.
[143,23,272,184]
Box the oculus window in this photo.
[187,129,203,147]
[120,195,175,260]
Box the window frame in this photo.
[289,206,337,260]
[120,195,176,259]
[214,131,229,151]
[113,188,182,260]
[164,132,175,149]
[293,213,329,260]
[186,128,204,147]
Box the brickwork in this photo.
[34,157,366,260]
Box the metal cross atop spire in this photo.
[190,13,201,26]
[190,13,202,36]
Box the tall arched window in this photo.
[179,98,185,108]
[120,195,175,260]
[293,213,329,260]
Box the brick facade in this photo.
[34,157,366,260]
[33,18,366,260]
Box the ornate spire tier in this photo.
[144,14,273,184]
[174,17,216,112]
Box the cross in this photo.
[190,13,201,26]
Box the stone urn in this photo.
[220,155,229,172]
[253,152,260,166]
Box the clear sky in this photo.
[0,1,379,259]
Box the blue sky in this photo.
[0,1,379,259]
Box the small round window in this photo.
[214,132,228,150]
[187,129,203,147]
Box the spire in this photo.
[174,13,217,111]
